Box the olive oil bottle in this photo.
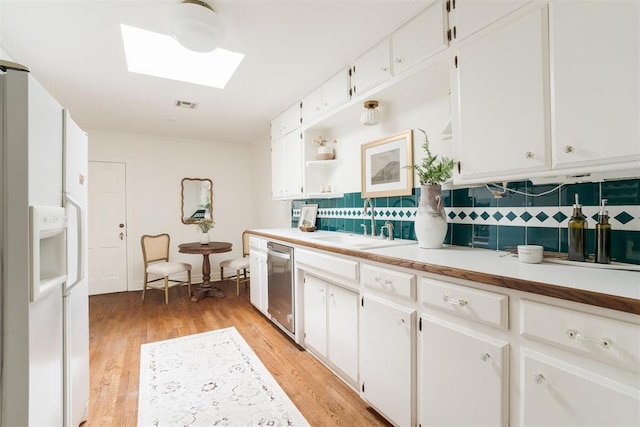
[568,194,587,261]
[595,199,611,264]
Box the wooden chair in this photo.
[219,231,250,296]
[141,233,192,304]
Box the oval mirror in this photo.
[181,178,213,224]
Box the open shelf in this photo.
[305,159,344,168]
[305,191,345,199]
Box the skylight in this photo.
[120,24,244,89]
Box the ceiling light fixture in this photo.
[361,100,380,126]
[169,0,225,53]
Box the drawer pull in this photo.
[375,276,393,287]
[397,318,406,326]
[443,295,468,307]
[566,329,613,349]
[533,373,547,385]
[480,353,492,362]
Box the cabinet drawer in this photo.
[248,236,266,250]
[420,278,508,329]
[521,300,640,373]
[296,248,359,283]
[362,264,416,300]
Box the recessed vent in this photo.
[174,100,199,109]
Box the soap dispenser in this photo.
[595,199,611,264]
[568,194,588,262]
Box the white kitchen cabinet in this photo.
[420,316,509,426]
[302,274,358,383]
[522,349,640,426]
[452,2,550,182]
[451,0,531,41]
[302,68,351,124]
[351,39,391,97]
[249,237,268,315]
[361,294,416,426]
[271,131,303,200]
[549,1,640,171]
[392,0,448,76]
[270,102,301,140]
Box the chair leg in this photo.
[142,273,147,300]
[243,268,248,294]
[164,277,169,305]
[187,270,192,298]
[236,269,241,296]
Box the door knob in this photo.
[119,223,124,228]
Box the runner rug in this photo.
[138,327,309,426]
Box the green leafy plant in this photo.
[407,128,454,185]
[196,218,215,233]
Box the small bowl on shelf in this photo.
[517,245,544,264]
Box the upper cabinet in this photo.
[270,102,302,140]
[549,0,640,170]
[450,0,532,41]
[351,38,392,97]
[452,2,550,182]
[302,68,351,124]
[392,0,449,75]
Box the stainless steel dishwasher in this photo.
[267,242,295,335]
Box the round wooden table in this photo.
[178,241,232,301]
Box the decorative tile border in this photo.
[293,205,639,231]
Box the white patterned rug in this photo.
[138,327,309,426]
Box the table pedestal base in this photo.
[191,282,225,301]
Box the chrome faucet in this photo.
[360,223,368,236]
[363,198,376,237]
[385,221,394,240]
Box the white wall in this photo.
[88,130,254,289]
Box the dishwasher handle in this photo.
[267,248,291,260]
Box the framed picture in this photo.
[361,130,413,198]
[299,204,318,226]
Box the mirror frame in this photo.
[181,177,213,224]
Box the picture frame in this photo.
[361,130,414,198]
[299,204,318,226]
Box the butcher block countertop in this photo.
[248,228,640,315]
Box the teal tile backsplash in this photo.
[292,178,640,265]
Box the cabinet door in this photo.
[550,1,640,169]
[453,3,550,181]
[303,275,327,356]
[420,316,509,426]
[301,86,322,124]
[361,295,415,427]
[249,251,268,315]
[321,68,351,114]
[270,137,286,199]
[284,132,303,198]
[327,285,358,382]
[522,349,640,426]
[453,0,531,41]
[351,39,391,96]
[392,0,447,75]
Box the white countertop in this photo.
[251,228,640,303]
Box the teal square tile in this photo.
[441,189,452,208]
[473,224,497,250]
[526,181,561,207]
[528,227,560,252]
[472,186,496,208]
[561,182,599,207]
[336,197,346,208]
[453,188,474,208]
[452,223,473,247]
[388,196,401,207]
[345,219,355,233]
[559,228,594,256]
[612,230,639,264]
[400,195,418,208]
[444,223,453,245]
[497,181,526,208]
[498,225,525,250]
[601,179,640,206]
[400,221,415,240]
[374,197,388,208]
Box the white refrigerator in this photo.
[1,61,89,426]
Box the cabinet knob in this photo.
[525,151,535,159]
[397,318,405,326]
[395,57,404,64]
[564,145,574,154]
[533,374,547,385]
[480,353,492,362]
[381,66,389,72]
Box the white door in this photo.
[303,275,327,357]
[88,161,127,295]
[327,284,358,382]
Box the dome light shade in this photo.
[169,0,225,53]
[361,100,380,126]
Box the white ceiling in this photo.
[1,0,425,144]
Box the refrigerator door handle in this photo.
[65,194,85,286]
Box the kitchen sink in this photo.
[310,233,417,250]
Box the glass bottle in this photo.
[568,194,587,262]
[595,199,611,264]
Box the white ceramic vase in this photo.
[200,232,210,244]
[317,146,334,160]
[414,184,447,249]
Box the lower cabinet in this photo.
[361,294,416,427]
[249,240,268,315]
[420,315,509,426]
[303,274,358,383]
[521,349,640,426]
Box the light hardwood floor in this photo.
[87,280,391,426]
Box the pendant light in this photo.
[361,100,380,126]
[169,0,225,53]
